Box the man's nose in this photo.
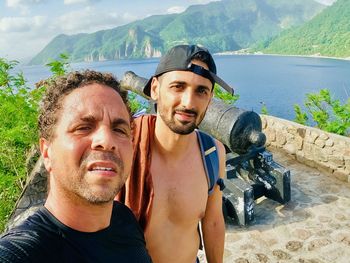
[91,126,116,151]
[181,90,195,108]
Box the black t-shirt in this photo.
[0,202,152,263]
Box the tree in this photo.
[0,58,42,231]
[294,89,350,136]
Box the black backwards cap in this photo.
[143,44,234,96]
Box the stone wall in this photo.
[261,115,350,182]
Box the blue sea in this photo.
[19,55,350,121]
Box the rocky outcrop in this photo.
[81,27,163,62]
[144,39,162,58]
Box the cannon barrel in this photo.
[199,101,266,154]
[121,71,266,153]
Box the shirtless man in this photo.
[117,45,234,263]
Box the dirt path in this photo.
[201,150,350,263]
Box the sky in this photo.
[0,0,337,63]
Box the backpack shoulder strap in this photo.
[196,130,225,251]
[196,130,223,195]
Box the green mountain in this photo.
[262,0,350,58]
[29,0,325,65]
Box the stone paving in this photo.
[8,149,350,263]
[216,149,350,263]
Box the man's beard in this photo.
[158,106,205,135]
[72,151,125,205]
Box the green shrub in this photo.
[213,84,239,105]
[0,54,71,231]
[260,102,269,115]
[128,92,150,115]
[294,89,350,136]
[0,58,42,231]
[46,53,71,77]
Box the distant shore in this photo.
[214,50,350,62]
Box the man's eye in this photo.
[197,88,209,95]
[113,127,130,136]
[76,125,91,131]
[171,84,184,90]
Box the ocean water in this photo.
[19,55,350,121]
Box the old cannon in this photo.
[6,71,291,230]
[122,71,291,226]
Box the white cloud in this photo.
[0,33,50,62]
[166,1,218,14]
[6,0,45,15]
[56,6,135,33]
[63,0,98,5]
[63,0,89,5]
[193,0,216,4]
[6,0,43,8]
[0,15,51,61]
[314,0,336,5]
[167,6,186,14]
[0,16,47,32]
[0,4,138,61]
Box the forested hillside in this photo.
[262,0,350,58]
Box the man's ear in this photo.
[40,138,52,173]
[150,77,159,101]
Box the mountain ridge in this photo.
[29,0,325,65]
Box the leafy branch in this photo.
[213,84,239,105]
[294,89,350,136]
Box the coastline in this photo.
[214,50,350,62]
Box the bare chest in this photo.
[150,150,209,224]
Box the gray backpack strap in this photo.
[196,130,224,195]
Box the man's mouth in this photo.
[174,109,197,122]
[90,166,115,172]
[81,151,124,177]
[87,162,118,177]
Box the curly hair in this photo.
[38,70,130,141]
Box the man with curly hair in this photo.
[0,70,152,263]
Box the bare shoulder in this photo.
[213,139,226,179]
[213,139,226,158]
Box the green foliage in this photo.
[0,175,20,232]
[0,53,71,231]
[0,58,42,231]
[213,84,239,105]
[260,102,269,115]
[46,53,70,76]
[294,104,308,125]
[294,89,350,136]
[127,92,149,115]
[0,59,25,90]
[263,0,350,58]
